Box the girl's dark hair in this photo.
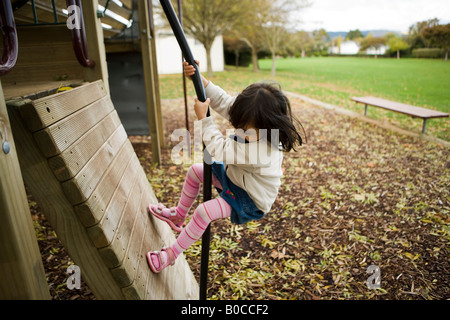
[228,82,304,152]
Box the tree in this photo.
[360,33,386,58]
[179,0,244,77]
[312,28,330,54]
[262,23,288,76]
[233,0,309,73]
[232,0,268,73]
[407,18,440,49]
[286,31,314,58]
[261,0,310,76]
[422,24,450,61]
[223,34,248,67]
[336,35,343,54]
[346,29,363,40]
[387,36,410,59]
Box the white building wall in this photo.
[328,41,360,55]
[366,45,388,55]
[340,41,360,55]
[156,34,224,74]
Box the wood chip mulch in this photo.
[31,96,449,300]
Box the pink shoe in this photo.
[148,203,185,232]
[147,247,176,273]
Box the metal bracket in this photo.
[0,118,10,154]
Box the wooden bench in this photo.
[6,80,198,300]
[351,96,449,134]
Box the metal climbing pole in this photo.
[159,0,212,300]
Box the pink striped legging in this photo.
[171,163,232,259]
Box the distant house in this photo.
[328,40,389,56]
[328,40,360,55]
[155,32,224,74]
[366,45,389,56]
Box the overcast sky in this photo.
[298,0,450,33]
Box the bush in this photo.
[412,48,445,59]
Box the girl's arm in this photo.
[205,82,235,121]
[184,61,209,88]
[195,98,279,172]
[199,116,275,170]
[184,61,235,121]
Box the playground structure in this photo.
[0,0,198,299]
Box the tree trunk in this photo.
[234,49,240,68]
[271,51,276,76]
[397,49,400,59]
[251,48,259,73]
[205,44,214,78]
[445,49,448,61]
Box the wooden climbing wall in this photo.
[7,80,198,300]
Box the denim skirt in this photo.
[211,162,264,225]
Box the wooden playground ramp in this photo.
[6,80,198,300]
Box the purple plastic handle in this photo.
[66,0,95,68]
[0,0,18,76]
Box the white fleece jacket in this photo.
[200,81,284,214]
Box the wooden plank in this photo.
[14,2,67,25]
[74,140,135,227]
[13,44,78,66]
[0,85,51,300]
[110,207,148,288]
[7,101,125,300]
[141,182,200,300]
[105,41,138,54]
[34,0,69,21]
[2,80,85,101]
[101,15,128,30]
[99,171,146,269]
[109,170,151,287]
[121,221,152,299]
[33,95,114,158]
[3,63,84,87]
[48,111,122,182]
[121,176,159,299]
[103,28,122,39]
[14,25,73,45]
[119,210,152,295]
[19,80,106,132]
[98,158,143,255]
[121,0,133,10]
[138,0,161,164]
[147,2,164,147]
[351,96,449,119]
[99,0,133,20]
[86,145,140,247]
[140,176,199,300]
[1,25,84,86]
[81,0,110,95]
[61,124,129,205]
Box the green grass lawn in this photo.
[159,57,450,140]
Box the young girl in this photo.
[147,61,303,273]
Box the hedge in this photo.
[412,48,445,59]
